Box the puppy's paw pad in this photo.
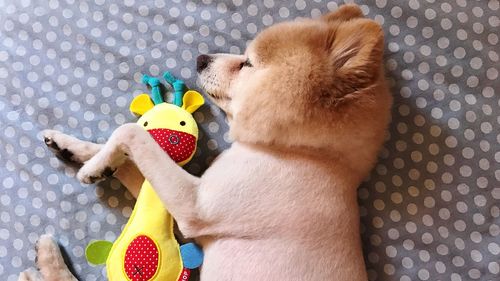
[103,166,116,177]
[42,131,80,162]
[43,137,60,151]
[43,136,53,146]
[42,130,65,151]
[77,171,103,184]
[56,149,75,162]
[77,165,116,184]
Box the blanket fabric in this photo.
[0,0,498,280]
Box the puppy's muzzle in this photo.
[197,54,213,73]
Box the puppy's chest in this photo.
[197,150,339,231]
[199,160,286,208]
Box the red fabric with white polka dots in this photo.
[124,235,159,281]
[177,268,191,281]
[147,128,196,163]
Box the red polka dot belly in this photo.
[147,128,196,163]
[124,235,159,281]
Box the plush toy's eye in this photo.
[143,121,148,127]
[180,121,186,126]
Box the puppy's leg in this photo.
[35,234,78,281]
[113,160,144,198]
[43,130,144,197]
[43,130,102,163]
[77,123,202,234]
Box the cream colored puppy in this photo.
[23,4,392,281]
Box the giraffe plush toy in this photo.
[85,72,204,281]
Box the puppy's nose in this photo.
[196,55,212,73]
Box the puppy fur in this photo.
[23,4,392,281]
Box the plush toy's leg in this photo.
[77,123,202,235]
[43,129,144,198]
[34,234,78,281]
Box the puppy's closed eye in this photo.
[239,58,253,69]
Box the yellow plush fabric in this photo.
[104,91,204,281]
[181,90,204,114]
[130,94,155,116]
[106,182,183,281]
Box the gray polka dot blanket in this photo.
[0,0,498,280]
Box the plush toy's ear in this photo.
[130,94,155,116]
[182,90,205,113]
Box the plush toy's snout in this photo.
[135,101,201,166]
[148,128,196,163]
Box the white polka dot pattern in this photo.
[356,0,499,280]
[148,128,196,163]
[0,0,498,280]
[124,235,159,281]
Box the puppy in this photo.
[24,4,392,281]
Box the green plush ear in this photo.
[85,240,113,265]
[130,94,155,116]
[182,90,204,113]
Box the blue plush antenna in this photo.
[142,75,163,105]
[163,72,186,107]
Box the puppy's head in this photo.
[197,4,392,168]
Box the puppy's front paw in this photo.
[77,163,117,184]
[43,130,62,151]
[76,147,125,184]
[42,130,77,162]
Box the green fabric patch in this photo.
[85,240,113,265]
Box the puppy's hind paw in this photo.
[35,234,65,276]
[35,234,61,265]
[18,269,43,281]
[35,234,78,281]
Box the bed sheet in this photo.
[0,0,498,280]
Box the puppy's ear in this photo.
[327,19,384,94]
[321,4,364,22]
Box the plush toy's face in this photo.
[136,103,199,166]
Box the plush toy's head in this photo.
[130,73,204,166]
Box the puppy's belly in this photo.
[199,237,367,281]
